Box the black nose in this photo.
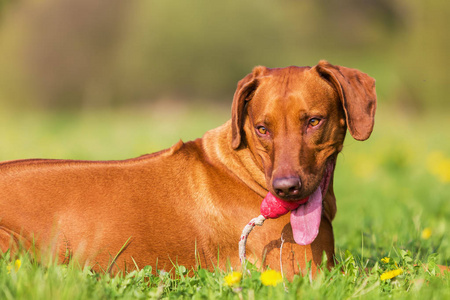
[273,177,301,198]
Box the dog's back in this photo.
[0,125,264,272]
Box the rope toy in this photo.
[239,192,309,264]
[239,160,333,266]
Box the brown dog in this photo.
[0,61,376,277]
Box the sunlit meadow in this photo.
[0,105,448,299]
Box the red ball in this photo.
[260,192,309,219]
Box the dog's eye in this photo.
[257,126,268,136]
[308,118,321,127]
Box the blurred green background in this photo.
[0,0,449,265]
[0,0,449,111]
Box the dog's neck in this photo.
[201,120,268,198]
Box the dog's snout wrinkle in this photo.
[273,176,301,198]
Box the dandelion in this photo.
[426,151,450,183]
[260,269,283,286]
[421,228,432,240]
[380,268,403,281]
[6,259,21,274]
[381,257,390,264]
[352,155,377,178]
[224,271,242,286]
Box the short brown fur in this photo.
[0,61,376,277]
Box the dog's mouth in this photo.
[260,158,335,245]
[318,157,335,200]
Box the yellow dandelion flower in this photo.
[15,259,21,271]
[260,269,283,286]
[224,271,242,286]
[380,268,403,281]
[381,257,390,264]
[421,228,432,240]
[427,151,450,183]
[6,259,21,274]
[352,155,377,178]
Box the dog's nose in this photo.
[273,177,301,198]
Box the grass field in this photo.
[0,104,449,299]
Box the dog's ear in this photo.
[231,66,267,149]
[314,60,377,141]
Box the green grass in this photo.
[0,105,449,299]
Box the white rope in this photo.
[239,214,266,265]
[280,233,288,291]
[279,233,285,277]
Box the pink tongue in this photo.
[290,187,322,245]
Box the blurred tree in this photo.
[0,0,12,19]
[390,0,450,112]
[0,0,448,111]
[0,0,132,109]
[24,0,131,109]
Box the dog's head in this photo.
[231,61,376,202]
